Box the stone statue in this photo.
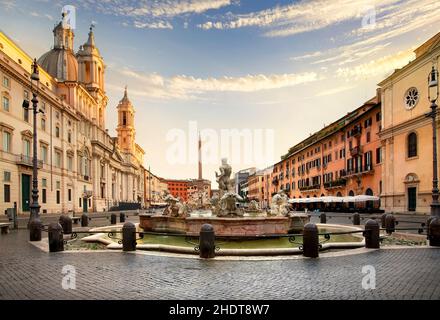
[270,190,290,216]
[248,200,260,211]
[210,194,221,216]
[163,194,188,217]
[217,192,244,217]
[216,158,232,193]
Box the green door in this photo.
[83,197,88,212]
[408,187,417,211]
[22,174,31,211]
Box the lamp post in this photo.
[428,65,440,246]
[428,66,440,216]
[25,59,44,241]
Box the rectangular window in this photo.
[42,178,47,188]
[4,184,10,202]
[55,126,60,138]
[41,145,48,164]
[56,190,60,204]
[79,198,82,207]
[4,171,11,182]
[2,76,10,88]
[67,156,73,171]
[376,112,381,122]
[55,151,61,168]
[23,139,31,157]
[3,131,11,152]
[376,147,382,164]
[68,189,72,201]
[366,131,371,143]
[42,188,47,204]
[2,96,9,111]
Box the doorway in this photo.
[21,174,31,211]
[407,187,417,211]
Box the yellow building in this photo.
[379,32,440,214]
[0,16,148,215]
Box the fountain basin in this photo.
[139,213,310,236]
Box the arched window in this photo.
[407,132,417,158]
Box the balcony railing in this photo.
[350,126,362,137]
[350,146,362,157]
[299,184,321,191]
[324,178,347,189]
[16,154,43,168]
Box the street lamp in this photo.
[24,59,44,241]
[428,65,440,246]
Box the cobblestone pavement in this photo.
[1,229,439,300]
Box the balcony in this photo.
[345,165,374,178]
[299,184,321,192]
[16,154,43,169]
[350,146,362,157]
[350,126,362,137]
[324,178,346,189]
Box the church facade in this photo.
[0,16,148,215]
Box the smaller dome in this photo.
[38,48,78,82]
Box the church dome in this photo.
[38,48,78,82]
[37,16,78,82]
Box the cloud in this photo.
[198,0,398,35]
[336,48,415,80]
[133,20,173,29]
[109,67,318,101]
[316,85,358,97]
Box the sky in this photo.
[1,0,440,186]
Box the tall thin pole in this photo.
[149,166,152,206]
[430,100,440,217]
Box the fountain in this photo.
[139,159,310,236]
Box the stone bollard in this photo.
[122,221,137,251]
[111,213,117,225]
[120,212,126,223]
[199,224,215,259]
[385,214,396,234]
[302,223,319,258]
[48,223,64,252]
[319,213,327,224]
[352,212,360,226]
[428,217,440,247]
[59,215,72,234]
[81,213,89,227]
[29,218,42,241]
[364,219,380,249]
[381,213,387,228]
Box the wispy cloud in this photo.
[109,67,318,101]
[336,48,415,80]
[77,0,234,29]
[316,85,358,97]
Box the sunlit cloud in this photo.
[336,48,415,80]
[109,67,319,101]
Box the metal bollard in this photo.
[319,213,327,224]
[352,212,360,226]
[199,224,215,259]
[364,219,380,249]
[302,223,319,258]
[59,215,72,234]
[385,214,396,234]
[48,222,64,252]
[122,221,137,251]
[111,213,117,225]
[29,218,42,241]
[120,212,126,223]
[81,213,89,227]
[381,213,387,228]
[428,217,440,247]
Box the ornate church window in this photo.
[404,87,419,110]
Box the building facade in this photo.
[379,32,440,214]
[267,93,382,207]
[0,18,147,215]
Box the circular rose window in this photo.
[404,87,419,110]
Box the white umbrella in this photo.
[354,195,380,202]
